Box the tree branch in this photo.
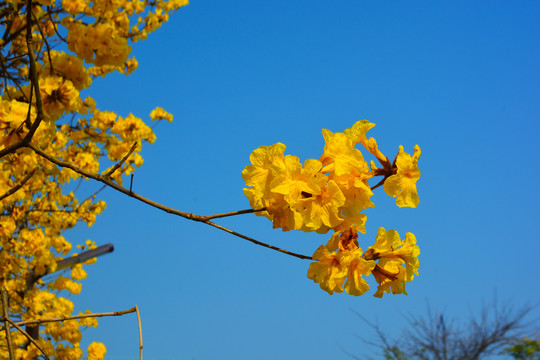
[2,307,136,329]
[4,317,51,360]
[26,142,313,260]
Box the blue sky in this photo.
[64,1,539,359]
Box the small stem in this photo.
[104,142,138,177]
[0,168,36,201]
[203,208,266,220]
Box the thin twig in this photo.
[104,142,138,177]
[24,0,45,141]
[202,208,267,220]
[31,10,53,75]
[0,53,28,63]
[4,317,51,360]
[47,7,67,43]
[26,142,313,260]
[1,288,15,360]
[0,168,36,201]
[135,305,143,360]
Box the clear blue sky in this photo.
[64,1,539,359]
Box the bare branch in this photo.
[349,300,538,360]
[26,142,313,260]
[2,306,136,329]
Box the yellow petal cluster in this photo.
[87,342,107,360]
[243,121,422,297]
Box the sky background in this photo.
[61,1,539,359]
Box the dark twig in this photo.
[104,142,138,177]
[31,10,54,74]
[0,168,36,201]
[47,7,67,43]
[202,208,267,220]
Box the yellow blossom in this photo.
[307,245,348,295]
[364,227,420,297]
[384,145,421,208]
[87,342,107,360]
[150,106,174,122]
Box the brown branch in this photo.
[26,142,313,260]
[1,288,15,360]
[103,142,138,177]
[4,317,51,360]
[3,307,137,329]
[204,220,312,260]
[0,168,36,201]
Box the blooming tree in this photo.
[0,0,422,358]
[0,0,185,358]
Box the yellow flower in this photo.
[364,227,420,298]
[270,156,321,207]
[307,245,347,295]
[384,145,421,208]
[297,176,345,231]
[43,50,92,90]
[319,127,369,176]
[343,249,376,296]
[150,106,174,122]
[40,76,81,120]
[242,143,289,225]
[87,342,107,360]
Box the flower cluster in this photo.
[243,121,421,297]
[0,0,186,357]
